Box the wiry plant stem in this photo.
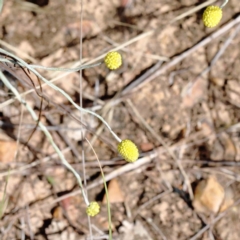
[220,0,228,8]
[0,48,121,143]
[0,71,90,206]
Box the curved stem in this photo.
[0,48,121,143]
[220,0,228,8]
[0,71,90,206]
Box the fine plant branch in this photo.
[0,71,90,206]
[0,56,101,72]
[0,48,121,143]
[0,61,101,109]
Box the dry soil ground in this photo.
[0,0,240,239]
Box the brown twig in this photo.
[121,15,240,95]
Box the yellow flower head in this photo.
[86,201,100,217]
[104,51,122,70]
[117,139,139,163]
[202,6,222,28]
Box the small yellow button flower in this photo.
[117,139,139,163]
[202,6,222,28]
[104,51,122,70]
[86,201,100,217]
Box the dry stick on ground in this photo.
[170,0,217,24]
[1,114,239,180]
[2,151,240,179]
[121,15,240,95]
[50,130,240,202]
[127,99,194,200]
[2,131,239,225]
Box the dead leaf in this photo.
[103,179,124,204]
[193,176,225,214]
[0,141,17,163]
